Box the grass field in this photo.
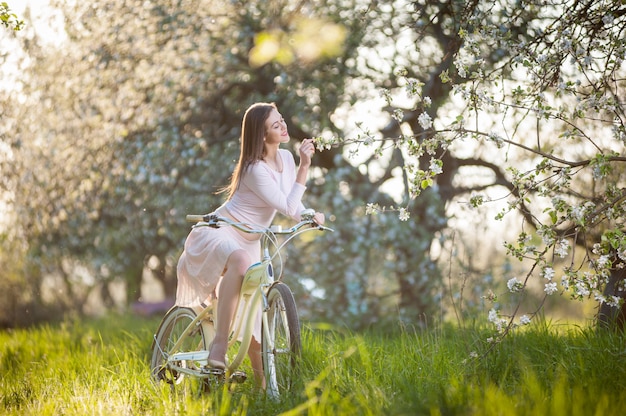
[1,314,625,415]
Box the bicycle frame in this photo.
[152,210,332,384]
[156,253,275,379]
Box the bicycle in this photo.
[150,209,332,398]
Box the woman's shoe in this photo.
[207,358,226,370]
[207,339,226,370]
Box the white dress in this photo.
[175,149,306,341]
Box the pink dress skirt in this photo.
[175,220,262,341]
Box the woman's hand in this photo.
[298,138,316,167]
[313,212,325,225]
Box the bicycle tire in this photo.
[262,282,301,398]
[150,306,209,386]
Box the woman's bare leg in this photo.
[248,338,266,389]
[208,249,249,368]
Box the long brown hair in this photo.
[221,102,276,200]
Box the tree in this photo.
[6,0,441,327]
[323,0,626,332]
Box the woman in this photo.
[175,102,325,386]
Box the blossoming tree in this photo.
[317,0,626,332]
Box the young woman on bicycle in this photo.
[175,102,325,386]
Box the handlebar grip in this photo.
[300,208,316,221]
[186,214,206,223]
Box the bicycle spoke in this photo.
[262,283,301,399]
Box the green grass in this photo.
[1,315,625,415]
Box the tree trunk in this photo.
[126,263,144,305]
[597,267,626,331]
[152,255,177,300]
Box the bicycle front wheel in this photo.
[150,306,208,386]
[262,282,301,398]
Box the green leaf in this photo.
[549,211,557,224]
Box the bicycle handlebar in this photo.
[186,209,333,235]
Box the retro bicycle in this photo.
[149,209,332,398]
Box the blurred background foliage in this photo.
[0,0,454,328]
[1,0,623,330]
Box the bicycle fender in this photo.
[241,261,273,294]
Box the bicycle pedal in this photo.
[201,367,225,377]
[228,371,247,384]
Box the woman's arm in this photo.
[243,162,306,219]
[297,139,325,224]
[295,138,315,185]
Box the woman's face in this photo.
[263,109,290,145]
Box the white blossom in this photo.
[597,255,610,268]
[488,308,499,324]
[429,158,443,175]
[595,293,606,304]
[487,308,508,332]
[571,204,585,221]
[544,282,558,295]
[398,208,410,221]
[405,78,421,96]
[507,277,523,293]
[365,203,379,215]
[542,266,555,281]
[575,281,590,297]
[418,112,433,130]
[607,296,622,308]
[555,239,570,258]
[537,226,555,246]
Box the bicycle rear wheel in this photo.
[150,306,209,387]
[262,282,301,399]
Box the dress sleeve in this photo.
[242,153,307,220]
